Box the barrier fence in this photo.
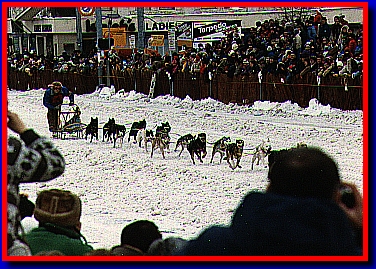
[8,69,362,110]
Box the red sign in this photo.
[78,7,95,16]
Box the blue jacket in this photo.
[307,25,317,42]
[43,86,74,109]
[178,192,361,256]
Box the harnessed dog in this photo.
[85,117,98,143]
[159,122,171,150]
[155,122,172,150]
[113,124,127,148]
[151,130,170,159]
[103,118,115,142]
[128,119,146,143]
[136,128,154,152]
[175,134,194,157]
[210,136,231,164]
[251,140,272,170]
[187,133,207,165]
[226,139,244,170]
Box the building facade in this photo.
[7,7,363,58]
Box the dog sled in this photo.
[52,104,87,139]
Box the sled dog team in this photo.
[85,117,307,170]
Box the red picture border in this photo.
[2,2,369,262]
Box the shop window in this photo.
[42,24,52,32]
[34,25,41,32]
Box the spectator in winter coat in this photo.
[111,220,162,256]
[318,17,331,44]
[354,38,363,56]
[331,16,342,42]
[43,81,74,133]
[309,56,319,75]
[7,111,65,256]
[177,147,363,256]
[306,21,317,45]
[348,37,357,56]
[293,29,302,60]
[338,25,350,52]
[313,10,323,32]
[25,189,93,255]
[332,60,344,77]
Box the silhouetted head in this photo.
[120,220,162,253]
[267,147,340,199]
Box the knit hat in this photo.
[52,81,62,87]
[34,189,82,227]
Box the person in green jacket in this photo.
[25,189,93,256]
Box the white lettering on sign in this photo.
[197,22,227,34]
[145,22,175,31]
[129,35,136,48]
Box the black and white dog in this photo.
[187,133,207,165]
[85,117,98,143]
[113,124,127,148]
[155,122,172,150]
[175,134,194,157]
[251,140,272,170]
[210,136,231,164]
[103,118,115,142]
[136,128,154,152]
[226,139,244,170]
[128,119,147,143]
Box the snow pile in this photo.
[301,98,332,116]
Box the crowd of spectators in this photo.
[8,12,363,84]
[7,65,363,256]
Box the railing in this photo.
[7,69,362,110]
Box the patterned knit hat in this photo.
[34,189,81,227]
[48,81,62,88]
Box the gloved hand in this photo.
[69,102,74,106]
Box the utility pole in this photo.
[106,9,112,87]
[95,7,103,86]
[75,8,82,52]
[137,7,145,51]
